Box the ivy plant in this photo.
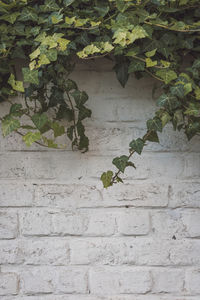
[0,0,200,187]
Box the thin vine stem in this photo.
[111,130,153,185]
[66,90,79,143]
[144,21,200,32]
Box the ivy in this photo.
[0,0,200,187]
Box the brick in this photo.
[52,213,86,236]
[56,267,88,294]
[118,209,150,236]
[152,269,184,293]
[53,211,116,236]
[0,212,18,239]
[20,210,52,236]
[169,183,200,208]
[0,240,22,264]
[0,273,18,295]
[20,266,88,295]
[135,239,171,266]
[1,296,200,300]
[107,297,199,300]
[0,152,183,182]
[0,183,33,207]
[107,297,198,300]
[185,269,200,295]
[0,239,69,266]
[151,210,185,239]
[35,184,102,209]
[83,211,116,236]
[130,153,184,180]
[1,296,104,300]
[22,239,69,265]
[102,183,168,207]
[21,267,55,294]
[71,238,186,267]
[184,153,200,179]
[181,210,200,238]
[70,238,135,265]
[89,267,151,295]
[169,239,200,266]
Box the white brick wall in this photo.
[0,59,200,299]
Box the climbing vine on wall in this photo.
[0,0,200,187]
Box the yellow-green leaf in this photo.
[146,58,157,68]
[8,74,24,92]
[22,131,42,146]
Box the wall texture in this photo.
[0,59,200,300]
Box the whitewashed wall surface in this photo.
[0,59,200,300]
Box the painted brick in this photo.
[20,267,55,294]
[169,183,200,208]
[0,183,34,207]
[56,267,88,294]
[34,184,102,209]
[52,211,116,236]
[181,210,200,238]
[185,269,200,295]
[152,269,184,293]
[102,183,168,207]
[21,239,69,265]
[151,210,185,239]
[70,238,135,265]
[20,267,88,295]
[169,239,200,266]
[89,267,151,295]
[0,212,18,239]
[20,210,52,236]
[0,61,200,299]
[0,240,22,264]
[118,209,150,236]
[0,273,18,296]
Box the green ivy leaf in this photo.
[157,93,181,111]
[145,48,157,57]
[161,111,172,127]
[40,0,60,12]
[63,0,75,6]
[8,74,24,92]
[46,49,57,62]
[19,7,38,22]
[185,102,200,117]
[112,155,129,173]
[128,60,145,73]
[145,131,159,143]
[170,84,185,98]
[156,69,177,84]
[22,131,42,146]
[50,122,65,138]
[1,117,20,136]
[31,113,48,131]
[10,104,22,114]
[114,61,129,87]
[101,171,113,188]
[129,138,144,154]
[22,68,39,85]
[185,121,200,140]
[78,106,92,121]
[146,58,157,68]
[147,117,162,132]
[0,12,20,24]
[71,90,88,106]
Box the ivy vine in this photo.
[0,0,200,187]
